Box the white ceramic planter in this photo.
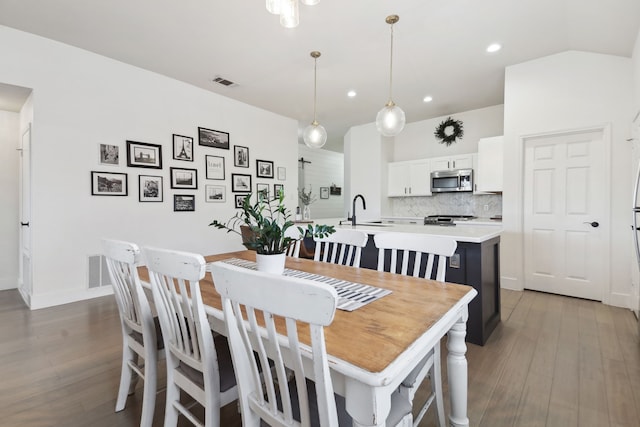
[255,253,286,274]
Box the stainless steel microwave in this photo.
[431,169,473,193]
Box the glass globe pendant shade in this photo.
[266,0,281,14]
[303,121,327,148]
[280,0,299,28]
[376,102,406,137]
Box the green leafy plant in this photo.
[209,192,335,255]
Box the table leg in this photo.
[344,379,390,427]
[447,317,470,427]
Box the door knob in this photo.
[584,221,599,228]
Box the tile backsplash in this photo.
[390,193,502,218]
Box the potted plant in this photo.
[209,192,334,274]
[298,185,317,220]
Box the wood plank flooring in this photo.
[0,288,638,426]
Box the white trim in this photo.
[519,123,612,303]
[30,285,114,310]
[500,276,521,291]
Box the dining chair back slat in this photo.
[102,239,163,427]
[143,247,237,427]
[284,226,303,258]
[210,261,339,427]
[313,229,368,267]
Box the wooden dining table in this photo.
[141,250,477,427]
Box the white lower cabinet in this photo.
[388,159,431,197]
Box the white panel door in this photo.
[18,124,32,305]
[523,129,607,300]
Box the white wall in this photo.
[0,110,19,290]
[393,105,504,161]
[0,25,299,308]
[297,144,344,219]
[502,50,634,307]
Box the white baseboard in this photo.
[30,286,114,310]
[501,276,523,291]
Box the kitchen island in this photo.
[312,219,501,346]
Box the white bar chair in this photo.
[143,246,238,427]
[284,225,303,258]
[313,228,368,267]
[102,239,164,427]
[210,261,412,427]
[373,232,458,427]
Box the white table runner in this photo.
[218,258,391,312]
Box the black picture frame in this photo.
[320,187,329,199]
[257,183,269,201]
[231,173,252,193]
[174,194,195,211]
[205,155,225,180]
[274,184,284,198]
[234,145,249,168]
[139,175,163,202]
[198,127,229,149]
[172,134,194,161]
[91,171,128,196]
[235,194,249,209]
[256,159,274,179]
[126,140,162,169]
[170,167,198,189]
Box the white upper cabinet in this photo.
[430,154,474,171]
[388,159,431,197]
[475,136,504,193]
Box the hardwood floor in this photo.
[1,288,638,426]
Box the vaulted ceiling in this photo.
[1,0,639,151]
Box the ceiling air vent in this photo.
[212,76,238,87]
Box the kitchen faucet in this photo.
[351,194,366,226]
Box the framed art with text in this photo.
[198,127,229,149]
[91,171,128,196]
[205,155,225,180]
[126,140,162,169]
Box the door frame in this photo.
[18,122,31,307]
[519,123,611,303]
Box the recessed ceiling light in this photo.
[423,96,433,103]
[486,43,502,53]
[347,90,357,98]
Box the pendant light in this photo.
[280,0,299,29]
[376,15,405,137]
[303,51,327,149]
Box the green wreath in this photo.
[434,117,464,146]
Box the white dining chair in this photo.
[143,246,238,427]
[210,261,412,427]
[102,239,164,427]
[313,228,368,267]
[284,225,303,258]
[373,232,457,427]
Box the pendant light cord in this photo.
[313,56,318,123]
[388,22,394,103]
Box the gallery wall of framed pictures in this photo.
[91,126,289,213]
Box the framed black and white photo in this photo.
[235,194,249,209]
[99,143,119,165]
[139,175,163,202]
[170,167,198,189]
[231,173,252,192]
[234,145,249,168]
[274,184,284,198]
[174,194,195,211]
[205,185,225,203]
[256,160,274,179]
[126,140,162,169]
[277,166,286,181]
[172,134,194,161]
[320,187,329,199]
[198,127,229,149]
[91,171,128,196]
[205,155,225,180]
[257,183,269,201]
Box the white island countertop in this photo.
[316,218,502,244]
